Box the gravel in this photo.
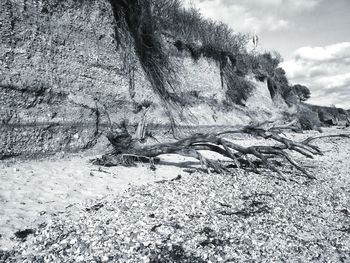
[2,135,350,262]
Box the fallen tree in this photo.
[93,120,350,180]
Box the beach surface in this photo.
[1,127,349,261]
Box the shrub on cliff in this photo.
[256,51,282,77]
[224,74,254,106]
[108,0,182,105]
[296,104,321,131]
[106,0,318,115]
[155,0,248,54]
[253,52,295,103]
[292,84,311,102]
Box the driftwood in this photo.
[93,120,350,180]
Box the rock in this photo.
[14,229,35,239]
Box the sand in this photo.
[0,151,195,250]
[0,127,349,251]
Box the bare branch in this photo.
[94,121,350,180]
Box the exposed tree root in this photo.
[92,120,350,180]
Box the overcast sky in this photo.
[183,0,350,109]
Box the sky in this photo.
[183,0,350,109]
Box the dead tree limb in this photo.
[93,121,350,180]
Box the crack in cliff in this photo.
[68,99,102,150]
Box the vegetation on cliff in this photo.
[105,0,349,129]
[96,0,350,179]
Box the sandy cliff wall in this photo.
[0,0,150,157]
[0,0,279,157]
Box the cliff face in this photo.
[306,104,350,126]
[0,0,280,157]
[0,0,149,157]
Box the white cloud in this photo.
[282,42,350,78]
[282,42,350,108]
[183,0,321,33]
[316,72,350,90]
[266,18,289,31]
[218,0,321,10]
[287,0,321,11]
[294,42,350,62]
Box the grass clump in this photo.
[107,0,180,104]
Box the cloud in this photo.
[282,42,350,78]
[282,42,350,108]
[286,0,321,11]
[183,0,322,33]
[222,0,321,10]
[294,42,350,63]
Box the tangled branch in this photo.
[93,120,350,180]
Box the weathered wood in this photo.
[93,121,350,180]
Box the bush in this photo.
[253,51,282,76]
[108,0,308,110]
[225,74,254,106]
[153,0,248,55]
[108,0,250,107]
[296,105,321,131]
[282,88,299,106]
[291,84,311,102]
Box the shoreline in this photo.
[1,127,349,261]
